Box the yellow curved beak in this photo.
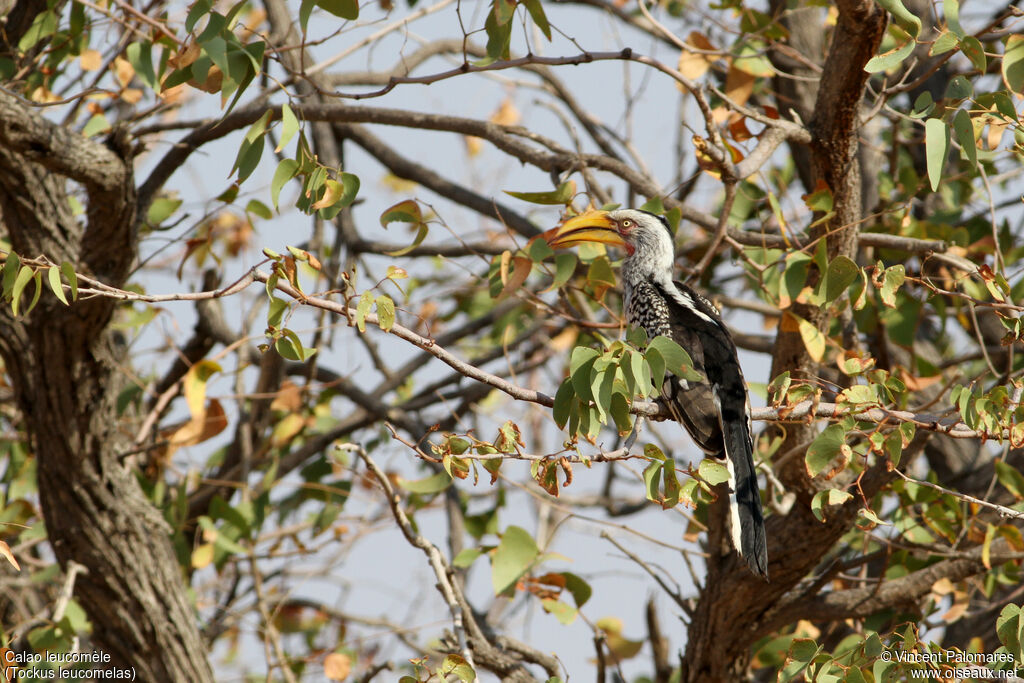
[541,210,626,250]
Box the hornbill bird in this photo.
[544,208,768,578]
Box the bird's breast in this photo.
[625,282,673,339]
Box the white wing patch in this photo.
[666,286,716,325]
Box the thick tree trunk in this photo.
[0,91,213,681]
[680,3,887,680]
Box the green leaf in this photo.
[880,265,906,308]
[375,295,395,332]
[552,379,574,429]
[569,347,599,402]
[246,199,273,220]
[925,117,949,192]
[864,25,915,73]
[1003,35,1024,94]
[82,113,111,138]
[147,196,183,226]
[995,461,1024,500]
[996,604,1022,662]
[560,572,592,607]
[60,262,78,301]
[399,471,452,494]
[492,0,517,25]
[355,290,373,333]
[440,654,476,683]
[959,35,986,73]
[47,266,68,305]
[18,10,57,52]
[24,271,42,316]
[953,108,977,167]
[780,251,811,307]
[275,103,299,153]
[10,266,33,316]
[2,251,20,298]
[931,30,959,56]
[527,237,554,262]
[943,0,963,36]
[453,547,484,568]
[491,525,539,595]
[662,457,680,507]
[910,91,934,119]
[272,158,296,209]
[643,459,664,502]
[541,598,578,625]
[824,256,860,303]
[125,41,158,90]
[275,329,316,361]
[945,74,973,100]
[547,252,577,291]
[522,0,551,40]
[649,335,702,381]
[876,0,921,36]
[646,346,666,390]
[504,181,574,205]
[186,0,212,32]
[380,199,422,226]
[810,488,853,522]
[316,0,359,20]
[698,458,730,486]
[484,7,514,60]
[232,135,265,183]
[858,506,889,527]
[805,424,846,478]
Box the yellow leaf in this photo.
[490,97,521,127]
[323,652,351,681]
[786,312,826,362]
[465,135,483,157]
[310,179,344,210]
[79,49,102,71]
[120,88,143,104]
[380,173,418,193]
[184,360,222,419]
[272,413,307,447]
[191,542,214,569]
[113,57,134,88]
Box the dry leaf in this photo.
[0,540,20,571]
[677,31,717,80]
[271,381,303,412]
[723,65,756,109]
[167,399,228,449]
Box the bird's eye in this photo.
[621,219,633,228]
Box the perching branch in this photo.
[18,259,1011,442]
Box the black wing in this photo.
[654,280,769,578]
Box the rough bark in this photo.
[769,0,886,495]
[0,91,213,681]
[680,3,888,680]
